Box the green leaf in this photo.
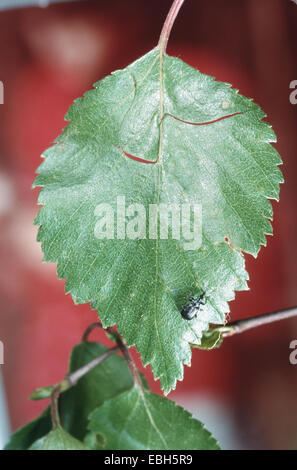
[86,387,220,450]
[5,342,134,449]
[30,385,57,401]
[4,408,51,451]
[34,48,282,393]
[197,328,223,350]
[29,427,89,450]
[195,324,238,350]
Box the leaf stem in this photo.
[82,321,143,390]
[51,385,62,429]
[82,322,104,342]
[114,334,143,390]
[50,345,119,429]
[158,0,186,53]
[223,306,297,337]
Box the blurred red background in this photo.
[0,0,297,450]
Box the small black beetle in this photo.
[181,291,206,320]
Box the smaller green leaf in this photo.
[30,380,69,401]
[29,427,89,450]
[194,324,237,350]
[86,387,220,450]
[195,328,223,350]
[30,385,56,401]
[4,409,52,451]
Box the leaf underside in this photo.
[34,48,283,393]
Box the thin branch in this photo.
[66,346,120,386]
[50,345,119,429]
[158,0,186,53]
[223,306,297,337]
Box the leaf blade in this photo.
[86,387,220,450]
[34,49,282,393]
[29,427,89,451]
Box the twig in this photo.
[50,345,119,429]
[66,346,120,386]
[158,0,186,53]
[223,306,297,337]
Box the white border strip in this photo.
[0,0,77,10]
[0,371,10,450]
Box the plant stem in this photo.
[223,306,297,337]
[50,345,119,429]
[158,0,186,53]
